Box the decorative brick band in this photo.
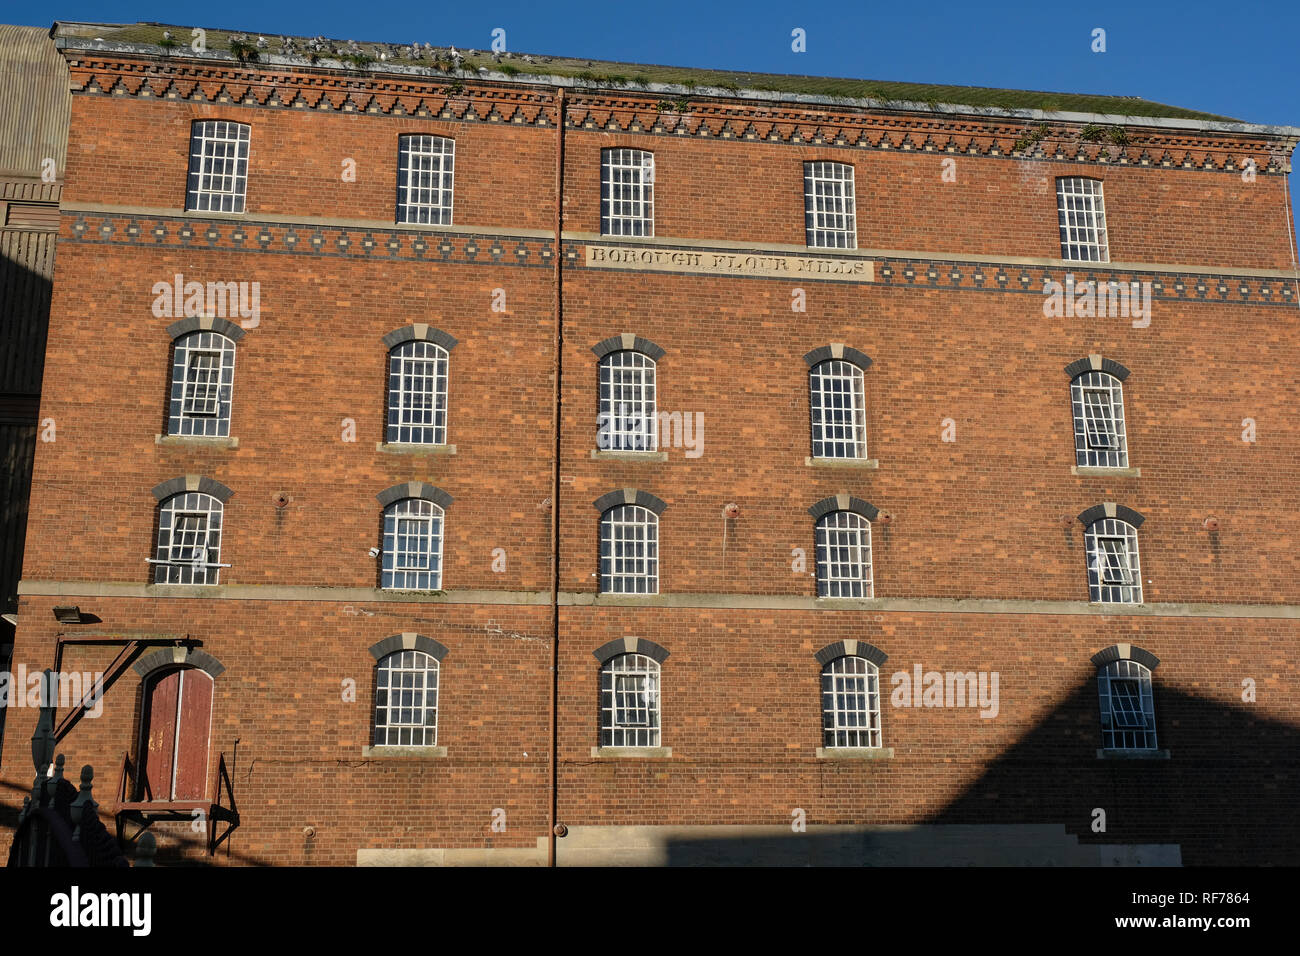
[1064,354,1130,380]
[1077,502,1145,528]
[151,475,233,502]
[592,636,670,665]
[382,325,458,351]
[808,494,879,521]
[166,315,247,342]
[803,344,872,369]
[814,640,888,667]
[592,488,667,514]
[132,646,225,679]
[368,632,449,661]
[591,333,665,361]
[1090,643,1160,670]
[376,482,454,509]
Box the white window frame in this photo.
[373,649,440,747]
[1084,518,1142,604]
[1071,371,1128,468]
[600,653,661,747]
[599,504,659,594]
[151,492,225,585]
[168,331,236,438]
[815,511,873,598]
[387,340,449,445]
[1098,659,1157,750]
[804,161,857,249]
[822,656,882,748]
[396,134,455,225]
[809,359,867,459]
[382,498,444,591]
[597,350,658,451]
[1057,177,1109,262]
[186,120,250,213]
[601,148,654,237]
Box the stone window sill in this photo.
[806,456,879,468]
[362,745,448,758]
[156,434,239,449]
[590,746,672,759]
[1073,466,1141,477]
[377,442,457,456]
[1096,748,1170,760]
[591,449,668,462]
[817,747,894,759]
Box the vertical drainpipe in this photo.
[547,85,566,868]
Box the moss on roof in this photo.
[58,21,1236,122]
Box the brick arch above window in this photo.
[814,640,888,667]
[166,315,246,342]
[376,482,454,509]
[808,494,878,521]
[591,333,665,361]
[381,325,458,351]
[592,488,667,515]
[368,632,449,662]
[150,475,233,503]
[1064,354,1130,381]
[1090,643,1160,671]
[132,646,225,680]
[1077,502,1144,528]
[803,344,872,370]
[592,637,669,665]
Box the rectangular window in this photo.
[396,135,455,225]
[601,148,654,237]
[182,352,222,417]
[169,513,209,565]
[1081,387,1117,449]
[1057,177,1109,262]
[186,120,250,213]
[804,161,857,249]
[1098,536,1134,585]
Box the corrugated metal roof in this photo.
[0,25,70,180]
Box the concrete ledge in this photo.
[357,838,548,867]
[806,457,879,469]
[590,746,672,759]
[155,434,239,449]
[362,745,448,758]
[816,747,894,759]
[591,450,668,462]
[376,442,457,456]
[1072,465,1141,478]
[1097,748,1171,760]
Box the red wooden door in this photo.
[141,669,213,801]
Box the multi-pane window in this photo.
[815,511,872,598]
[1098,660,1157,750]
[597,351,657,451]
[601,148,654,237]
[152,493,224,585]
[386,341,449,445]
[373,650,440,747]
[600,653,660,747]
[186,120,250,213]
[396,135,455,225]
[809,360,867,458]
[1084,518,1142,604]
[1071,371,1128,468]
[1057,177,1109,262]
[804,161,857,249]
[599,505,658,594]
[822,656,881,748]
[382,498,444,590]
[168,331,236,438]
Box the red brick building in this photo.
[2,20,1298,865]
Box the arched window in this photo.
[381,498,444,590]
[152,492,225,585]
[186,120,250,213]
[815,511,872,598]
[373,649,440,747]
[599,504,659,594]
[804,160,856,249]
[1071,370,1128,467]
[387,339,450,445]
[397,134,455,225]
[1097,659,1157,750]
[600,653,661,747]
[601,148,654,237]
[598,350,657,451]
[1083,514,1142,604]
[1056,176,1108,262]
[809,359,867,459]
[822,656,881,748]
[167,330,236,438]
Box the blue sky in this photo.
[4,0,1298,245]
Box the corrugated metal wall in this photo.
[0,24,70,180]
[0,225,54,394]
